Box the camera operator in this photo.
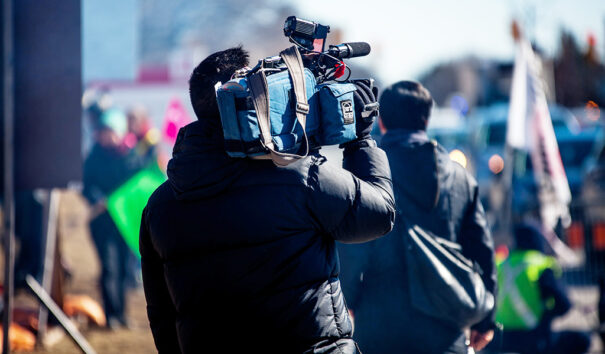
[139,47,395,353]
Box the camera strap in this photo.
[280,46,310,127]
[249,46,310,167]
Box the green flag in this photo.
[107,164,166,257]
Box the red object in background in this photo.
[137,64,170,83]
[123,133,138,149]
[495,244,509,263]
[0,323,36,352]
[566,221,585,249]
[588,32,596,48]
[334,62,346,79]
[585,100,600,122]
[63,295,106,327]
[162,98,193,146]
[593,223,605,251]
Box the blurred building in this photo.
[420,30,605,112]
[138,0,298,83]
[419,55,559,111]
[83,0,310,86]
[420,57,514,110]
[554,30,605,107]
[83,0,139,83]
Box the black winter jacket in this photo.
[338,129,497,354]
[83,144,136,206]
[140,121,395,354]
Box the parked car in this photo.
[469,103,582,212]
[582,127,605,223]
[511,129,599,217]
[558,129,600,199]
[580,126,605,273]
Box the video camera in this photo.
[216,16,378,166]
[281,16,372,82]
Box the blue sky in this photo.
[290,0,605,83]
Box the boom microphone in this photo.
[327,42,371,59]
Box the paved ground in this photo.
[552,286,603,353]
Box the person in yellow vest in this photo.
[496,223,590,354]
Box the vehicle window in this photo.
[487,122,506,145]
[599,145,605,164]
[552,120,566,129]
[519,152,533,175]
[431,131,467,149]
[559,140,594,168]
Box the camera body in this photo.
[216,17,377,164]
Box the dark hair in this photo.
[189,46,249,122]
[514,223,545,253]
[379,80,433,130]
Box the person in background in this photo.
[83,108,135,329]
[14,190,44,288]
[339,81,497,353]
[122,105,160,290]
[125,105,159,169]
[496,222,590,354]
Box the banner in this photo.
[163,98,192,146]
[107,164,166,257]
[506,35,571,231]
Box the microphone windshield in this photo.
[347,42,371,58]
[329,42,371,59]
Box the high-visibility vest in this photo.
[495,250,560,330]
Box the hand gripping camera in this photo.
[216,16,378,166]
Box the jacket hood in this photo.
[381,129,453,211]
[167,121,249,200]
[514,222,546,253]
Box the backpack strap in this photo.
[248,46,309,167]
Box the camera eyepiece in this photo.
[284,16,330,51]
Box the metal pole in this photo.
[36,189,60,346]
[502,144,515,236]
[2,0,15,353]
[26,276,96,354]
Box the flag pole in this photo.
[505,20,576,265]
[502,21,523,237]
[2,0,15,352]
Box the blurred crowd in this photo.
[81,93,160,329]
[422,102,605,276]
[11,89,166,336]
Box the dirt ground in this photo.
[20,190,156,354]
[6,189,605,353]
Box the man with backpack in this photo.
[139,47,395,353]
[339,81,497,353]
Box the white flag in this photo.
[506,38,572,231]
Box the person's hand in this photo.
[348,309,355,333]
[88,198,107,220]
[351,79,379,139]
[469,329,494,351]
